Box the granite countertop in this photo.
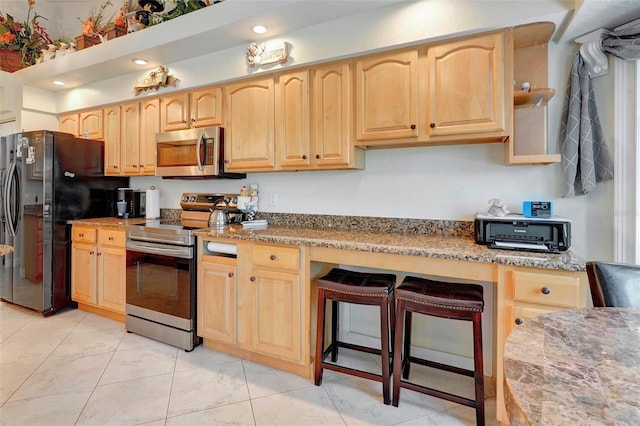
[504,308,640,425]
[0,245,14,256]
[67,217,147,227]
[195,224,585,271]
[68,213,585,271]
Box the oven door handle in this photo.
[126,240,193,259]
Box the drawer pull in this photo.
[515,318,524,325]
[270,255,276,261]
[250,276,256,282]
[97,252,102,256]
[228,272,234,278]
[108,236,114,241]
[89,251,95,255]
[79,233,84,237]
[541,287,551,295]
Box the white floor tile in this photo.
[100,344,177,385]
[167,360,249,417]
[243,360,314,399]
[166,400,256,425]
[9,352,112,401]
[0,335,63,367]
[49,328,124,359]
[71,312,124,333]
[76,374,173,426]
[251,386,345,426]
[174,344,239,372]
[118,330,175,352]
[0,390,92,426]
[0,361,41,405]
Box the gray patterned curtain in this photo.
[560,53,614,197]
[559,23,640,197]
[602,27,640,60]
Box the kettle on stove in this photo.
[208,199,230,228]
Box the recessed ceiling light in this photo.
[53,81,65,86]
[133,59,148,65]
[252,25,267,34]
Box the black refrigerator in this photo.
[0,130,129,315]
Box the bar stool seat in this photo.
[314,268,396,404]
[392,276,485,425]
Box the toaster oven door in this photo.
[155,127,221,177]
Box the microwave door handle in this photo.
[196,131,205,171]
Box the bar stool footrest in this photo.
[399,380,478,409]
[408,356,475,378]
[322,363,384,384]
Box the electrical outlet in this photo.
[269,192,278,206]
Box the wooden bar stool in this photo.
[392,276,485,425]
[314,268,396,405]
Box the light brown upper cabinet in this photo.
[121,101,141,175]
[59,113,79,137]
[161,86,223,131]
[355,49,419,143]
[103,105,122,176]
[224,76,276,172]
[506,22,560,165]
[276,69,312,169]
[313,60,365,169]
[79,109,104,139]
[161,92,189,131]
[425,31,510,142]
[139,98,160,175]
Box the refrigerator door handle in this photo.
[3,162,21,236]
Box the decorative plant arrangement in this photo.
[0,0,223,72]
[0,0,53,72]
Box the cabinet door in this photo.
[198,259,237,344]
[79,109,104,139]
[161,93,190,131]
[426,32,506,137]
[121,102,141,175]
[98,245,126,313]
[140,98,160,175]
[71,242,97,305]
[224,77,275,171]
[276,69,311,168]
[103,105,122,175]
[356,50,419,141]
[59,113,79,136]
[313,61,353,167]
[250,268,302,363]
[191,87,222,127]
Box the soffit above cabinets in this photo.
[13,0,405,92]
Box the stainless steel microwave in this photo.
[155,126,246,179]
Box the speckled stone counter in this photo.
[194,224,584,272]
[0,244,13,256]
[67,217,147,227]
[504,308,640,425]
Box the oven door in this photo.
[125,240,195,328]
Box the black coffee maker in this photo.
[115,188,146,218]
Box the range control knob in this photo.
[182,195,189,202]
[189,196,196,202]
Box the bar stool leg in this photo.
[473,311,485,426]
[402,311,412,379]
[314,288,327,386]
[331,300,339,362]
[392,298,405,407]
[380,296,391,405]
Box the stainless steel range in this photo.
[124,193,240,351]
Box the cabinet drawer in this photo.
[252,244,300,271]
[99,229,126,247]
[72,227,97,243]
[511,270,581,308]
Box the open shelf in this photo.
[514,88,555,106]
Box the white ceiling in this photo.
[4,0,640,91]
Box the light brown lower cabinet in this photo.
[198,239,313,377]
[71,226,126,322]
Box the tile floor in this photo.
[0,302,500,425]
